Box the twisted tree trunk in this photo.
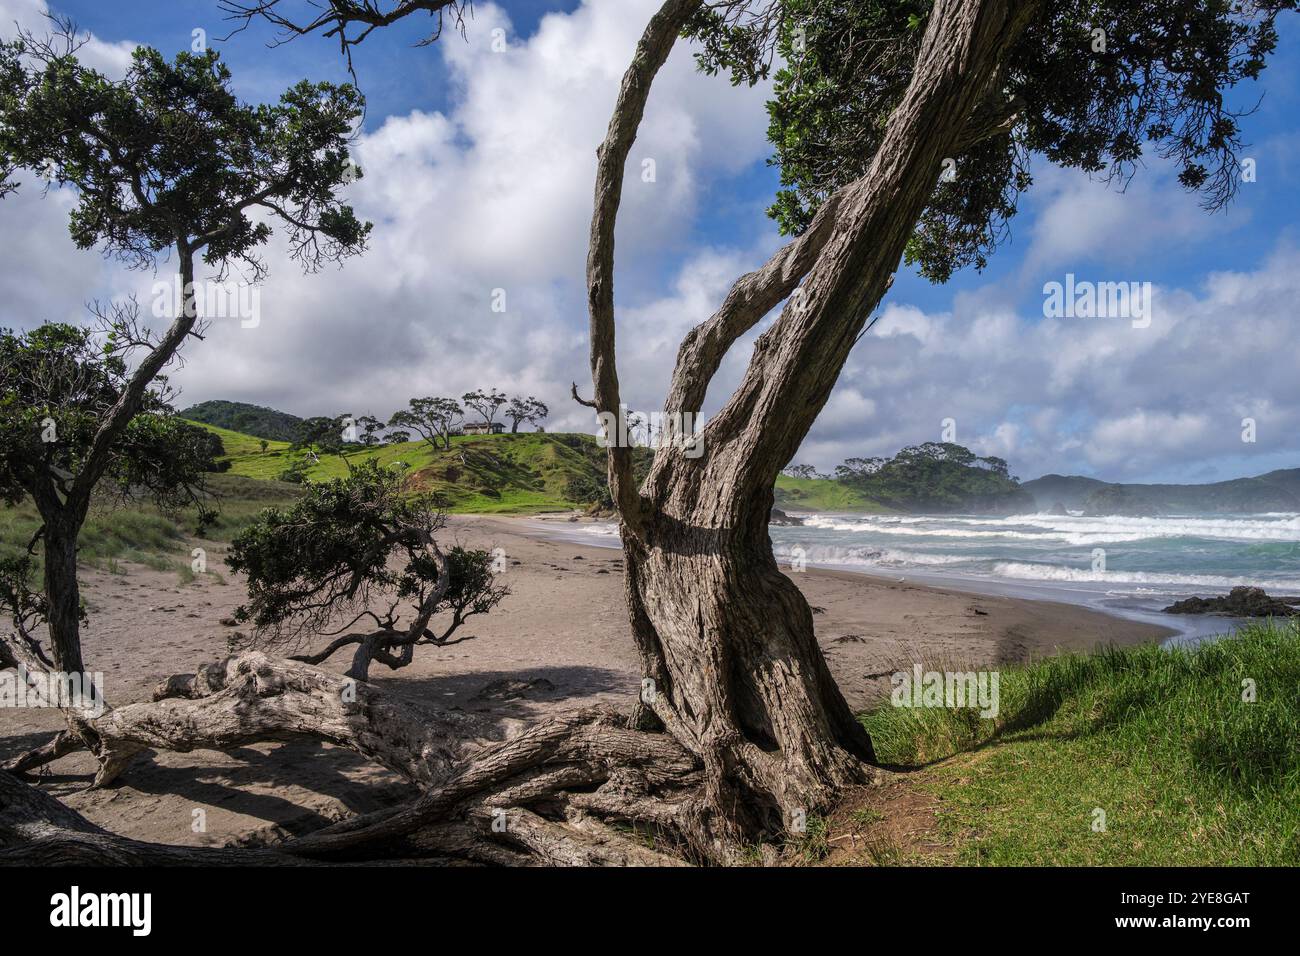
[40,517,84,676]
[5,0,1038,869]
[585,0,1036,859]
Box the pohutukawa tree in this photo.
[0,22,366,747]
[226,460,508,681]
[461,388,508,427]
[506,396,549,433]
[390,396,463,451]
[4,0,1290,867]
[574,0,1292,856]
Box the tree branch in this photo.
[585,0,703,531]
[662,184,852,420]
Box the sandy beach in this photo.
[0,514,1173,850]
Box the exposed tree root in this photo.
[1,644,710,865]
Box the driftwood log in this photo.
[1,640,699,866]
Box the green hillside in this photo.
[1022,469,1300,514]
[180,400,304,442]
[774,476,890,512]
[183,420,608,514]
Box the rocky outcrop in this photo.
[769,508,804,526]
[1163,586,1300,617]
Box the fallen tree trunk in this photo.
[1,646,700,866]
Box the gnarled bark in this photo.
[585,0,1036,860]
[1,646,700,866]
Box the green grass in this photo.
[0,473,302,582]
[186,420,607,513]
[774,475,891,513]
[1,499,186,575]
[193,419,901,516]
[862,620,1300,865]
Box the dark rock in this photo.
[770,508,804,526]
[1049,500,1069,516]
[1162,586,1300,617]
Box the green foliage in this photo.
[0,553,52,633]
[773,475,889,513]
[0,322,221,520]
[389,396,462,451]
[505,395,549,433]
[225,460,509,648]
[834,442,1031,513]
[193,415,618,513]
[180,400,304,442]
[863,620,1300,864]
[0,29,370,272]
[687,0,1291,282]
[461,388,507,426]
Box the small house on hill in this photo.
[463,421,505,435]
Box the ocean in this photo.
[541,511,1300,646]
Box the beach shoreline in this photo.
[0,511,1175,850]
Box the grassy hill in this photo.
[857,619,1300,865]
[192,418,902,515]
[184,421,609,514]
[180,400,304,443]
[774,476,891,512]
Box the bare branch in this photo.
[585,0,703,529]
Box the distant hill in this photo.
[180,400,304,443]
[1022,469,1300,515]
[773,476,891,513]
[183,420,612,514]
[776,443,1034,514]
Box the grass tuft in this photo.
[862,620,1300,864]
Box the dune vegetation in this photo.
[858,620,1300,865]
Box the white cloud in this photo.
[0,0,774,434]
[1,0,1295,488]
[806,243,1300,481]
[0,0,136,75]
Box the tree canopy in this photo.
[834,442,1029,512]
[0,317,222,524]
[225,460,507,678]
[688,0,1291,281]
[0,26,370,275]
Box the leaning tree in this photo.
[572,0,1292,856]
[0,23,367,749]
[505,396,549,433]
[226,460,508,680]
[390,396,463,451]
[461,388,508,428]
[3,0,1290,868]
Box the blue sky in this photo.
[3,0,1299,484]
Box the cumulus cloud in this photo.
[1,0,1295,487]
[0,0,136,75]
[0,0,774,435]
[804,242,1300,482]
